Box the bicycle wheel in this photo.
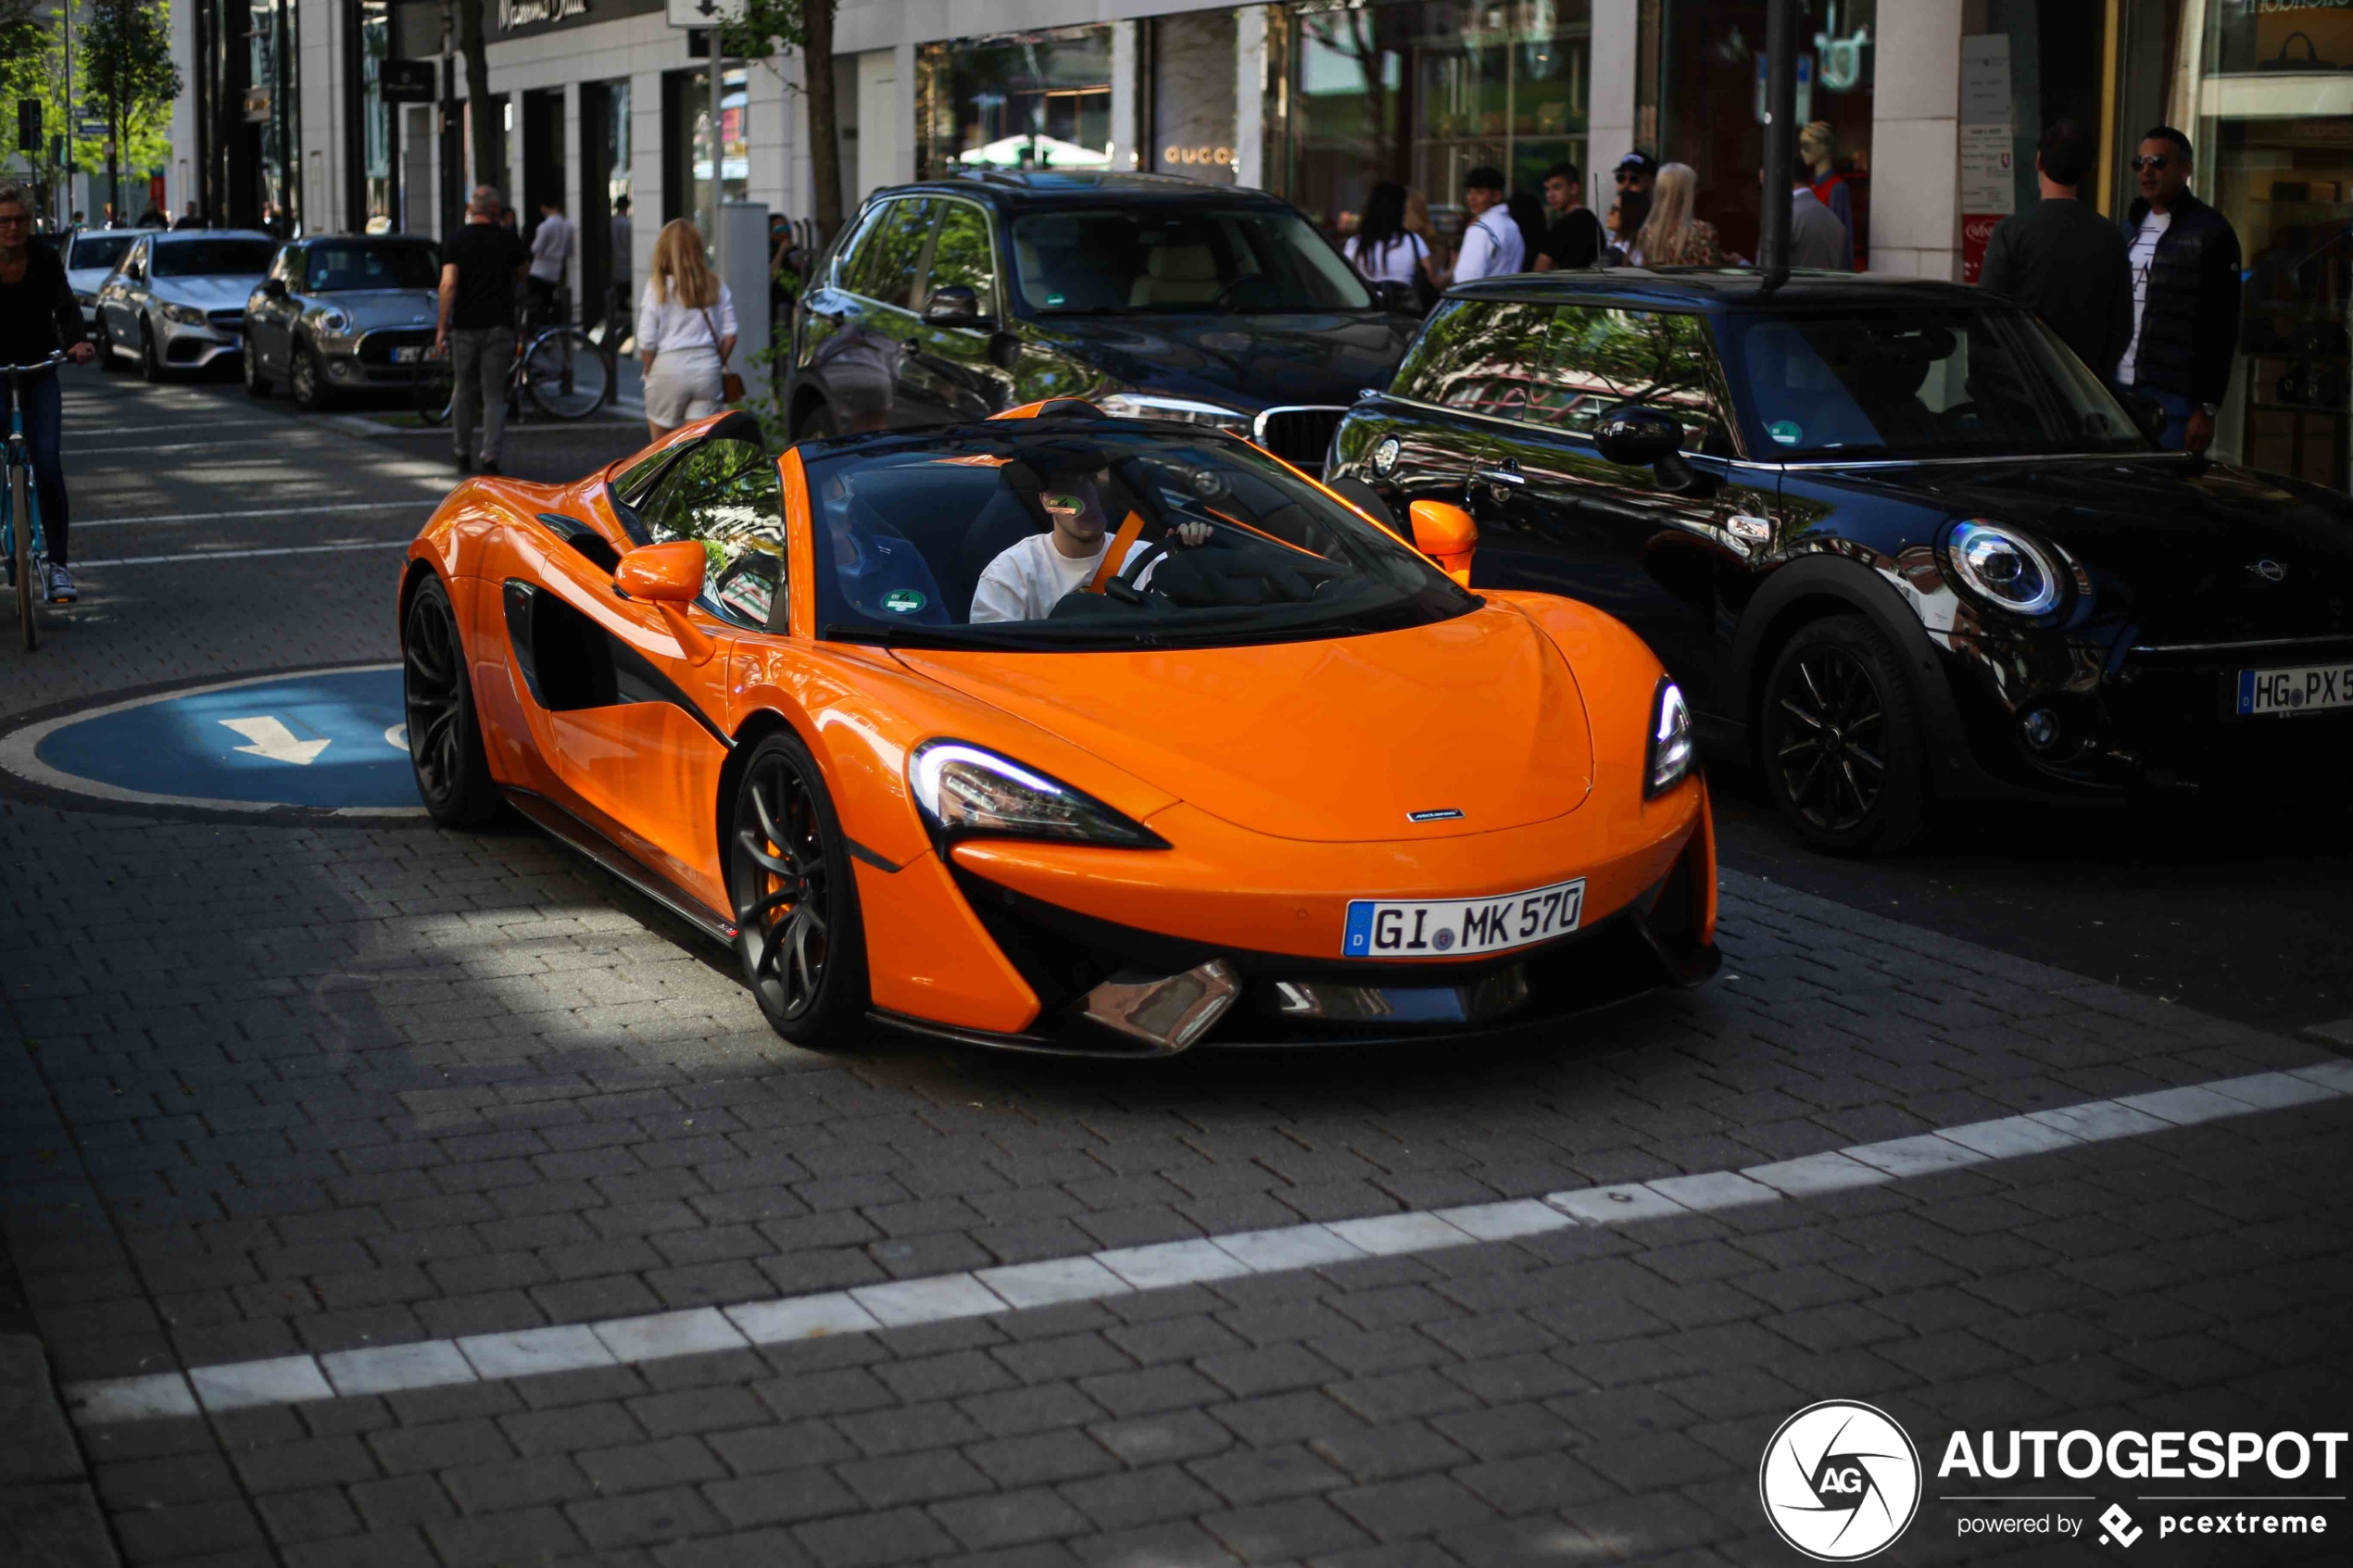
[413,355,454,426]
[522,328,611,420]
[10,466,34,652]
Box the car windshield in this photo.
[1724,307,2151,459]
[305,242,439,291]
[152,239,277,277]
[69,233,135,273]
[809,423,1469,651]
[1009,208,1373,314]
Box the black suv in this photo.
[782,171,1418,469]
[1329,272,2353,853]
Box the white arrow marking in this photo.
[384,724,409,752]
[219,717,332,766]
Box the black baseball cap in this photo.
[1615,151,1658,178]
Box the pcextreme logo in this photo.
[1759,1400,1924,1561]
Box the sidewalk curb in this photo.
[0,1336,118,1568]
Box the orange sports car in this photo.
[398,401,1717,1054]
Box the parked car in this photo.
[397,401,1716,1052]
[783,171,1419,471]
[59,228,139,324]
[91,230,277,380]
[243,234,442,409]
[1327,271,2353,854]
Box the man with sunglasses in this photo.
[2117,127,2240,454]
[0,183,97,604]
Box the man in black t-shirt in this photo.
[435,184,531,474]
[1535,161,1604,271]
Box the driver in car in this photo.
[970,467,1209,622]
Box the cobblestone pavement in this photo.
[2,370,2349,1566]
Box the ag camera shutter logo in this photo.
[1759,1400,1922,1561]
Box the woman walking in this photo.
[637,219,740,440]
[1636,163,1725,267]
[1344,182,1436,303]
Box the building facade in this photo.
[163,0,2349,489]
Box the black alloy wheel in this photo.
[94,316,124,371]
[243,338,271,397]
[727,733,869,1046]
[401,575,502,826]
[291,341,332,411]
[138,319,164,383]
[1759,616,1927,856]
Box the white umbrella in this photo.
[956,133,1111,169]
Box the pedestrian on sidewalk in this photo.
[609,194,635,347]
[434,183,530,476]
[1977,118,2131,380]
[1534,161,1604,270]
[1636,163,1724,267]
[1767,153,1851,271]
[1447,167,1525,283]
[1344,182,1435,304]
[2117,126,2241,452]
[637,219,738,440]
[528,197,575,327]
[1799,121,1856,268]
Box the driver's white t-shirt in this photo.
[970,533,1154,623]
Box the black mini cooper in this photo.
[1327,273,2353,853]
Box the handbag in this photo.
[2258,31,2336,72]
[697,302,745,403]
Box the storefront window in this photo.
[1655,0,1872,264]
[360,0,395,233]
[249,0,301,233]
[2199,2,2352,491]
[1288,1,1591,247]
[691,65,749,206]
[918,26,1114,177]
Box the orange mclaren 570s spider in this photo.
[397,400,1717,1055]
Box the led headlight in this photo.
[158,301,207,326]
[1645,678,1696,798]
[908,740,1168,849]
[1944,519,2063,617]
[1097,392,1253,435]
[316,307,354,335]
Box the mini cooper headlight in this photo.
[158,301,208,326]
[1944,520,2063,617]
[1645,678,1696,798]
[316,307,354,335]
[1098,392,1253,436]
[908,740,1168,849]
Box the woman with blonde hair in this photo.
[1636,162,1725,267]
[636,219,739,438]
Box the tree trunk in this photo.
[457,0,499,195]
[803,0,840,239]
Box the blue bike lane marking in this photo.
[0,665,424,816]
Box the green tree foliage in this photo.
[718,0,841,237]
[82,0,181,217]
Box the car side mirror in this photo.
[260,277,287,298]
[614,541,715,664]
[1408,499,1478,588]
[1592,402,1711,495]
[923,284,988,330]
[2114,389,2167,445]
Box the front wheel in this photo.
[1758,616,1927,856]
[290,341,333,411]
[9,467,34,652]
[727,733,870,1046]
[402,574,501,825]
[243,338,272,397]
[94,316,125,371]
[522,328,611,420]
[138,319,165,383]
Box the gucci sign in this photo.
[1163,144,1234,168]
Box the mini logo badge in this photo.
[2098,1503,2142,1548]
[2246,559,2286,582]
[1759,1400,1921,1561]
[1372,436,1401,475]
[1405,808,1464,822]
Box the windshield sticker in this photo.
[1046,292,1065,306]
[1768,420,1803,446]
[881,588,927,615]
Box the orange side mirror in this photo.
[614,541,717,665]
[1409,499,1478,589]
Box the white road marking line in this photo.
[73,540,409,568]
[59,1060,2353,1426]
[78,436,308,456]
[78,500,434,530]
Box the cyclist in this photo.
[0,182,96,603]
[434,183,529,476]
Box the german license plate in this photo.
[2236,662,2353,717]
[1342,877,1585,959]
[393,345,425,363]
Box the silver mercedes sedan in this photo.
[91,230,278,380]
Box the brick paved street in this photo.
[2,370,2349,1566]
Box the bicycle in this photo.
[413,304,613,427]
[1,352,68,652]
